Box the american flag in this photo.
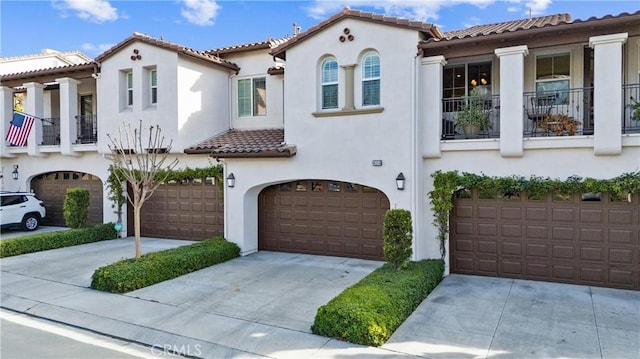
[6,112,35,147]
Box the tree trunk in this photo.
[134,203,142,260]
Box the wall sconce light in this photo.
[226,173,235,188]
[396,172,405,191]
[12,165,19,180]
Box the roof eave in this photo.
[184,147,297,157]
[421,12,640,49]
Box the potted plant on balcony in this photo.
[455,87,492,138]
[539,113,580,136]
[630,96,640,122]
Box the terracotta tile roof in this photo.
[271,7,442,59]
[267,65,285,75]
[205,37,291,56]
[184,129,296,157]
[422,11,640,46]
[95,32,239,72]
[440,13,572,41]
[0,62,96,83]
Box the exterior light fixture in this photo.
[226,173,235,188]
[396,172,405,191]
[12,165,19,180]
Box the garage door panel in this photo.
[451,190,639,290]
[259,180,387,260]
[132,181,223,241]
[609,229,633,244]
[31,172,103,227]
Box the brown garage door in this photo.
[259,180,389,260]
[128,178,223,241]
[450,190,639,290]
[31,172,103,226]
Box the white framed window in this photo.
[536,53,570,104]
[362,52,380,106]
[126,71,133,107]
[150,69,157,104]
[238,77,267,117]
[321,57,338,109]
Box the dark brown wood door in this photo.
[259,180,389,260]
[31,172,103,226]
[128,178,223,241]
[450,190,639,290]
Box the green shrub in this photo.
[383,209,413,270]
[311,259,444,347]
[63,188,90,228]
[0,223,117,258]
[91,237,240,293]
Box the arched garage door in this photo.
[128,178,224,241]
[259,180,390,260]
[31,172,103,226]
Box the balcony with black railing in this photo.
[41,118,61,145]
[441,93,500,140]
[623,83,640,134]
[75,115,98,144]
[523,87,594,138]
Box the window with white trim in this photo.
[362,52,380,106]
[321,57,338,109]
[238,77,267,117]
[126,71,133,107]
[150,69,157,104]
[536,53,570,104]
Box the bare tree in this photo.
[107,120,178,259]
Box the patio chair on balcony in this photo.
[527,94,556,136]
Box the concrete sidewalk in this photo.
[1,238,639,358]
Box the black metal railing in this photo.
[441,93,500,139]
[76,115,98,144]
[623,83,640,134]
[523,87,594,137]
[41,117,61,145]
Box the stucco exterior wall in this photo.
[224,50,284,130]
[223,19,424,256]
[176,57,231,150]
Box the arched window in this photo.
[321,57,338,109]
[362,53,380,106]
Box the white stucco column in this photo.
[590,33,628,156]
[420,56,446,159]
[495,45,528,157]
[56,77,80,156]
[24,82,45,157]
[0,87,16,158]
[341,64,356,110]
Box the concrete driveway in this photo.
[1,238,638,358]
[385,274,640,359]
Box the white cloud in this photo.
[305,0,496,22]
[463,16,482,28]
[525,0,552,15]
[81,42,114,54]
[53,0,119,23]
[507,6,519,13]
[180,0,221,26]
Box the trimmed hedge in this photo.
[91,237,240,293]
[63,187,90,228]
[0,223,117,258]
[311,259,444,347]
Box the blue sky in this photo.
[1,1,638,58]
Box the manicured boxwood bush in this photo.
[91,237,240,293]
[383,209,413,269]
[311,259,444,347]
[0,223,117,258]
[63,187,90,228]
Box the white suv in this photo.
[1,192,46,231]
